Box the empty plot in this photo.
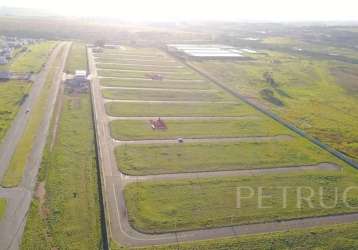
[105,102,255,117]
[100,78,211,90]
[96,63,184,71]
[115,138,338,175]
[101,48,165,55]
[97,69,202,80]
[95,57,181,66]
[124,171,358,233]
[102,88,232,102]
[110,118,292,140]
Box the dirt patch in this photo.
[35,181,49,218]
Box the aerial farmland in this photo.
[86,43,358,249]
[0,8,358,250]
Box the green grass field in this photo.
[21,92,102,249]
[193,51,358,160]
[112,222,358,249]
[96,63,185,72]
[115,138,339,175]
[105,102,255,117]
[100,78,212,89]
[65,42,88,74]
[110,118,291,140]
[97,63,190,72]
[0,80,32,141]
[95,57,180,66]
[97,69,202,80]
[1,45,64,187]
[8,41,56,73]
[0,199,6,220]
[124,171,358,233]
[102,88,232,102]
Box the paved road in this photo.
[89,48,358,247]
[113,135,293,146]
[0,42,71,250]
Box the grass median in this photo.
[65,42,88,74]
[124,171,358,233]
[0,199,6,220]
[115,138,339,175]
[105,102,255,117]
[1,44,62,187]
[110,117,292,140]
[102,88,233,102]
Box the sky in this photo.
[2,0,358,22]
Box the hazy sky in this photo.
[3,0,358,21]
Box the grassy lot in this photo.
[97,69,202,80]
[1,45,64,187]
[115,138,339,175]
[95,57,180,66]
[110,118,292,140]
[96,63,185,72]
[97,63,190,73]
[100,78,212,90]
[124,171,358,233]
[65,42,88,74]
[9,42,56,73]
[105,102,255,117]
[0,80,32,141]
[193,51,358,160]
[102,88,232,102]
[99,47,165,55]
[112,222,358,249]
[21,92,102,249]
[0,199,6,220]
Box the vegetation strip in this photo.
[0,198,6,220]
